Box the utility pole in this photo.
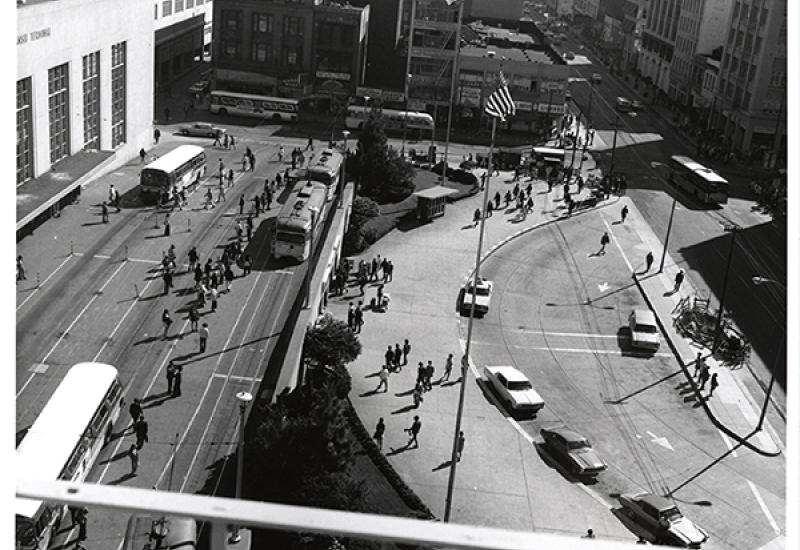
[441,0,465,185]
[609,114,619,179]
[712,224,739,352]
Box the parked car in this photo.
[460,278,493,316]
[618,492,709,547]
[563,51,575,60]
[539,427,607,477]
[628,309,661,351]
[188,80,209,95]
[591,73,603,84]
[484,365,544,413]
[631,99,644,111]
[179,122,226,138]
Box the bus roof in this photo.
[143,145,206,173]
[210,90,299,105]
[276,182,328,230]
[671,155,728,183]
[532,146,566,156]
[348,105,434,123]
[16,362,119,518]
[307,148,344,178]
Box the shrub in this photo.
[351,196,380,229]
[343,225,367,254]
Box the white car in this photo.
[483,365,544,413]
[618,492,709,547]
[179,122,226,138]
[628,309,660,351]
[460,278,493,317]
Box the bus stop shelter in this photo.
[413,185,459,222]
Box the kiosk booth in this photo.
[413,186,459,222]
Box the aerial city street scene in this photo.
[16,0,790,549]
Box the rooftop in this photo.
[461,44,554,65]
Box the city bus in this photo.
[140,145,207,200]
[531,146,566,167]
[273,181,328,262]
[16,362,125,550]
[209,90,299,122]
[669,155,729,204]
[345,105,435,139]
[306,148,345,201]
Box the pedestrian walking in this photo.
[228,169,234,188]
[693,352,706,379]
[376,365,390,392]
[16,255,26,281]
[402,339,411,365]
[645,251,654,272]
[223,133,229,149]
[230,135,236,150]
[224,265,234,292]
[405,416,422,448]
[358,273,367,296]
[101,201,109,223]
[393,344,403,370]
[246,216,253,241]
[442,353,454,382]
[254,194,261,215]
[384,345,394,371]
[347,302,355,331]
[473,208,481,226]
[129,397,143,426]
[373,418,385,451]
[205,187,215,209]
[139,148,146,163]
[162,309,173,339]
[154,127,161,144]
[187,306,200,332]
[456,430,465,462]
[213,130,221,147]
[412,384,424,408]
[164,213,171,236]
[239,195,245,215]
[199,323,209,353]
[165,361,177,394]
[75,507,88,541]
[172,364,183,397]
[306,136,313,151]
[707,373,719,398]
[416,362,425,388]
[494,191,501,209]
[620,205,629,223]
[134,417,149,449]
[162,269,173,295]
[582,529,595,539]
[424,360,435,391]
[487,201,494,217]
[697,365,710,391]
[598,232,610,255]
[128,444,139,475]
[673,269,685,293]
[217,185,226,203]
[354,306,364,333]
[210,286,219,312]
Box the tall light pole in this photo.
[339,130,350,207]
[402,0,418,158]
[658,193,677,274]
[751,276,786,431]
[441,0,465,185]
[401,74,412,157]
[229,391,253,546]
[608,114,620,180]
[304,206,320,308]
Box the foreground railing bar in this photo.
[17,479,643,550]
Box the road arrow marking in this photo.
[598,282,610,292]
[647,430,674,451]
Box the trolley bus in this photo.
[209,90,299,122]
[531,146,566,167]
[273,181,328,261]
[140,145,207,200]
[669,155,729,204]
[16,363,125,550]
[345,105,435,139]
[306,148,345,201]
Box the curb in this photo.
[632,274,781,458]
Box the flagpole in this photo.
[401,0,417,158]
[443,114,497,523]
[441,0,464,183]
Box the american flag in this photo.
[484,72,516,121]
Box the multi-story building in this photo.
[637,0,679,93]
[153,0,215,91]
[668,0,732,105]
[17,0,153,189]
[211,0,368,100]
[712,0,786,157]
[350,0,407,89]
[574,0,601,18]
[621,0,646,70]
[468,0,525,23]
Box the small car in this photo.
[460,278,493,316]
[188,80,209,95]
[618,492,709,547]
[631,99,644,111]
[179,122,226,138]
[628,309,661,351]
[539,427,607,477]
[563,51,575,60]
[591,73,603,84]
[483,365,544,413]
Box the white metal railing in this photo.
[18,479,654,550]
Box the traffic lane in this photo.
[467,220,783,549]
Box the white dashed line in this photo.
[746,479,781,535]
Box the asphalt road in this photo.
[466,213,785,550]
[561,39,786,415]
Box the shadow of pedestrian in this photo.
[439,379,462,387]
[142,391,171,403]
[391,404,418,415]
[97,448,133,466]
[432,459,454,472]
[358,389,382,397]
[107,472,137,485]
[395,388,415,397]
[134,335,161,345]
[386,444,413,456]
[364,370,381,378]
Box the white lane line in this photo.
[92,278,156,362]
[746,479,781,535]
[513,328,626,339]
[718,430,739,458]
[212,373,263,383]
[16,255,73,311]
[73,252,163,265]
[603,215,634,273]
[471,340,673,358]
[16,260,129,398]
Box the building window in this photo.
[175,0,184,12]
[760,8,768,26]
[48,64,70,164]
[253,13,273,33]
[223,10,241,31]
[222,40,240,58]
[284,16,303,36]
[111,42,127,148]
[187,0,194,7]
[154,3,158,19]
[285,47,301,65]
[82,51,101,150]
[17,78,34,185]
[162,0,172,16]
[251,42,271,62]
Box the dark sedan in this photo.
[539,427,607,477]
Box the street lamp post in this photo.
[441,0,465,185]
[401,74,412,157]
[608,114,619,180]
[304,207,320,308]
[658,193,677,273]
[229,391,253,546]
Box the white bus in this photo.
[140,145,207,200]
[345,105,435,138]
[16,363,125,550]
[273,181,328,262]
[531,146,566,166]
[306,148,345,201]
[669,155,729,204]
[209,90,299,122]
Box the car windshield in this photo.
[659,507,683,523]
[568,439,590,450]
[635,324,657,333]
[467,285,490,296]
[507,380,532,391]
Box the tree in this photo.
[350,196,380,229]
[304,314,360,395]
[353,113,416,203]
